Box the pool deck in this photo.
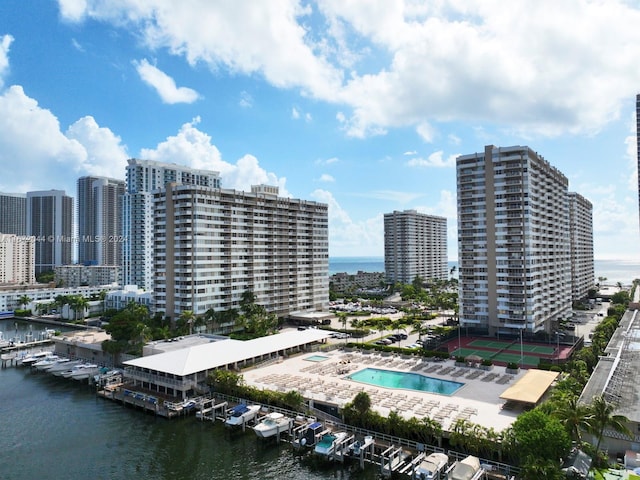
[242,349,525,432]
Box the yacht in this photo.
[70,364,100,381]
[48,359,82,375]
[253,412,292,439]
[20,351,52,367]
[33,355,61,371]
[413,452,449,480]
[224,404,261,428]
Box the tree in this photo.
[587,394,632,455]
[69,295,89,321]
[352,391,371,418]
[178,310,196,335]
[506,409,570,465]
[551,395,593,444]
[17,295,32,309]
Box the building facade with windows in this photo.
[152,183,329,319]
[54,264,119,288]
[0,234,35,285]
[0,192,27,236]
[26,190,73,274]
[568,192,594,301]
[384,209,447,285]
[77,176,126,267]
[456,145,574,335]
[122,159,221,291]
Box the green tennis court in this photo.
[468,339,513,349]
[451,347,540,366]
[509,344,555,355]
[469,339,555,355]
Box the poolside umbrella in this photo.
[465,354,482,364]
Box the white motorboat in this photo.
[414,452,449,480]
[253,412,292,439]
[20,351,52,366]
[70,364,100,380]
[60,363,90,379]
[224,404,261,428]
[49,359,82,375]
[313,431,349,458]
[33,355,61,371]
[448,455,482,480]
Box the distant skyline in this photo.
[1,1,640,261]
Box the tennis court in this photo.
[469,339,555,355]
[445,333,571,368]
[450,346,541,367]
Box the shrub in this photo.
[506,362,519,370]
[455,355,466,363]
[481,359,493,366]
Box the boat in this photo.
[70,364,100,380]
[39,357,70,372]
[253,412,293,439]
[297,421,325,448]
[314,431,349,458]
[48,359,82,375]
[32,355,61,371]
[448,455,482,480]
[413,452,449,480]
[224,404,261,428]
[60,363,92,379]
[20,351,52,366]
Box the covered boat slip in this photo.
[498,369,559,408]
[122,329,331,399]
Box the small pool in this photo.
[304,355,329,362]
[348,368,464,395]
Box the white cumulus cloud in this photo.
[134,59,200,104]
[0,86,127,194]
[406,151,457,168]
[0,34,14,89]
[139,118,289,195]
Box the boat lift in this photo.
[380,445,409,477]
[401,452,426,477]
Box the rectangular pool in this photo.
[304,355,329,362]
[348,367,464,395]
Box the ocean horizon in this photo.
[329,256,640,285]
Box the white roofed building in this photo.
[122,329,331,399]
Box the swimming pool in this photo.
[348,368,464,395]
[304,355,329,362]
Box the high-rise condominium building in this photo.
[122,159,221,291]
[456,145,574,335]
[384,210,447,284]
[77,176,126,266]
[153,183,329,318]
[637,94,640,235]
[26,190,73,274]
[568,192,594,301]
[0,234,35,284]
[0,192,27,236]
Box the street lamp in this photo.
[519,328,523,368]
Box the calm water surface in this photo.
[0,364,382,480]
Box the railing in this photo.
[211,392,521,478]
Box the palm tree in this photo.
[179,310,196,335]
[552,395,593,444]
[588,394,632,455]
[69,295,89,321]
[17,295,32,310]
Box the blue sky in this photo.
[1,1,639,261]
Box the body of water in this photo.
[348,368,464,396]
[330,257,640,285]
